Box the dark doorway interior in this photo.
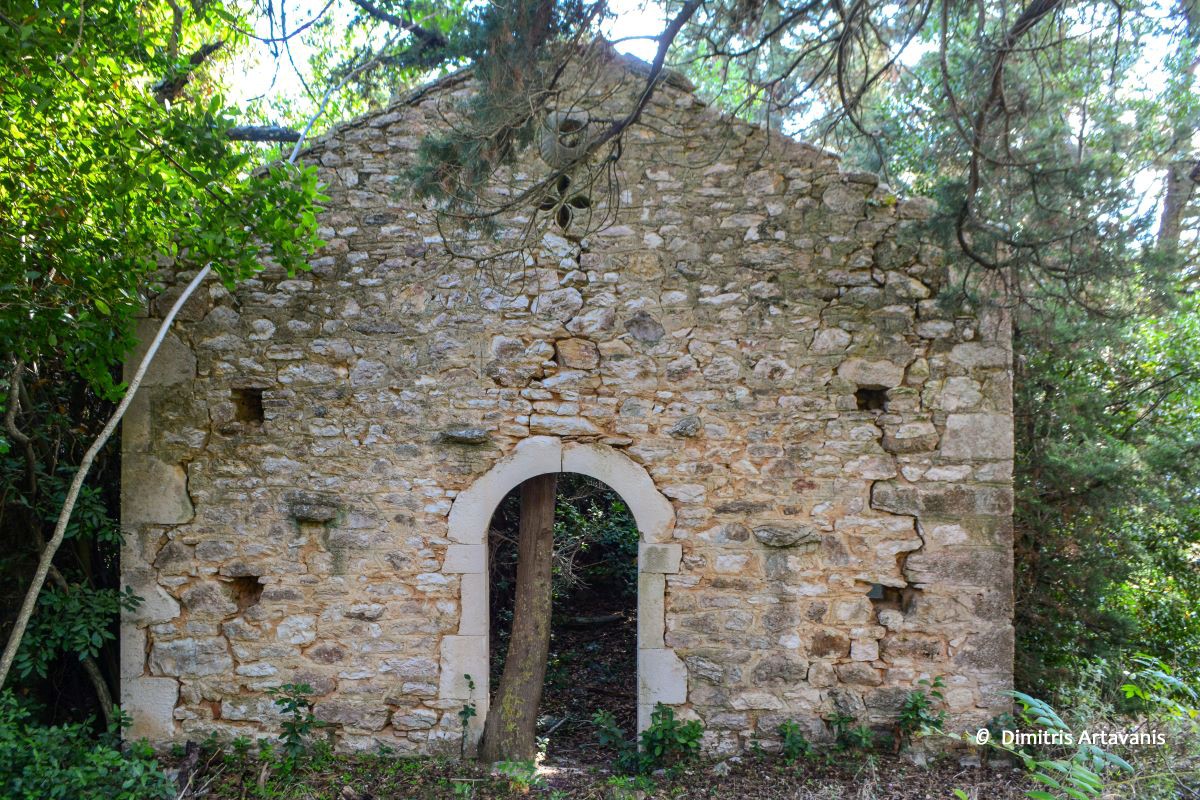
[487,473,638,765]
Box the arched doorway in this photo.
[439,437,685,752]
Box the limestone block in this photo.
[625,311,665,344]
[123,391,151,453]
[127,319,196,387]
[949,343,1009,369]
[667,415,702,438]
[276,615,317,644]
[221,696,284,722]
[811,328,852,354]
[952,627,1015,671]
[122,455,193,525]
[314,700,390,731]
[458,572,487,636]
[443,544,485,574]
[904,548,1011,589]
[753,525,819,548]
[439,635,487,700]
[181,582,237,618]
[439,426,490,445]
[556,338,600,369]
[121,625,146,681]
[530,287,583,321]
[638,572,665,649]
[882,422,940,454]
[122,543,181,625]
[936,377,983,412]
[149,637,232,677]
[851,639,880,661]
[941,413,1014,461]
[838,358,905,388]
[121,677,177,742]
[529,414,602,436]
[639,543,682,574]
[639,647,687,706]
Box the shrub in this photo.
[777,719,813,763]
[639,704,703,771]
[826,711,875,751]
[896,676,947,749]
[592,703,703,774]
[954,658,1200,800]
[267,682,328,774]
[0,692,174,800]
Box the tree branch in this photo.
[227,125,302,142]
[0,264,214,690]
[348,0,448,50]
[153,41,225,103]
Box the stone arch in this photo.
[439,436,685,746]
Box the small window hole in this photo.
[226,575,263,613]
[232,387,265,425]
[855,386,888,411]
[868,582,921,614]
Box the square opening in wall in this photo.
[231,387,265,425]
[855,386,888,411]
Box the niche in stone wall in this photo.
[854,386,889,412]
[230,387,265,426]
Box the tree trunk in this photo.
[1158,159,1196,253]
[478,473,557,762]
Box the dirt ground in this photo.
[537,599,638,765]
[182,746,1031,799]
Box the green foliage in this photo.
[550,482,639,600]
[844,725,875,751]
[896,676,947,748]
[593,703,703,776]
[0,1,326,400]
[0,691,174,799]
[825,712,875,752]
[267,683,326,769]
[1013,302,1200,690]
[977,691,1133,799]
[592,708,642,774]
[490,474,640,608]
[406,0,592,215]
[458,674,477,759]
[638,703,704,771]
[14,584,140,680]
[952,659,1200,798]
[605,773,657,796]
[492,759,544,791]
[1120,654,1200,723]
[776,719,812,763]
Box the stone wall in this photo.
[121,50,1014,755]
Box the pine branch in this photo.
[348,0,448,50]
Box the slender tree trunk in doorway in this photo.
[479,473,557,762]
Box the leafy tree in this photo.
[0,0,324,704]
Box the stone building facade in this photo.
[120,49,1015,756]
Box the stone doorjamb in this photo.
[440,436,685,745]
